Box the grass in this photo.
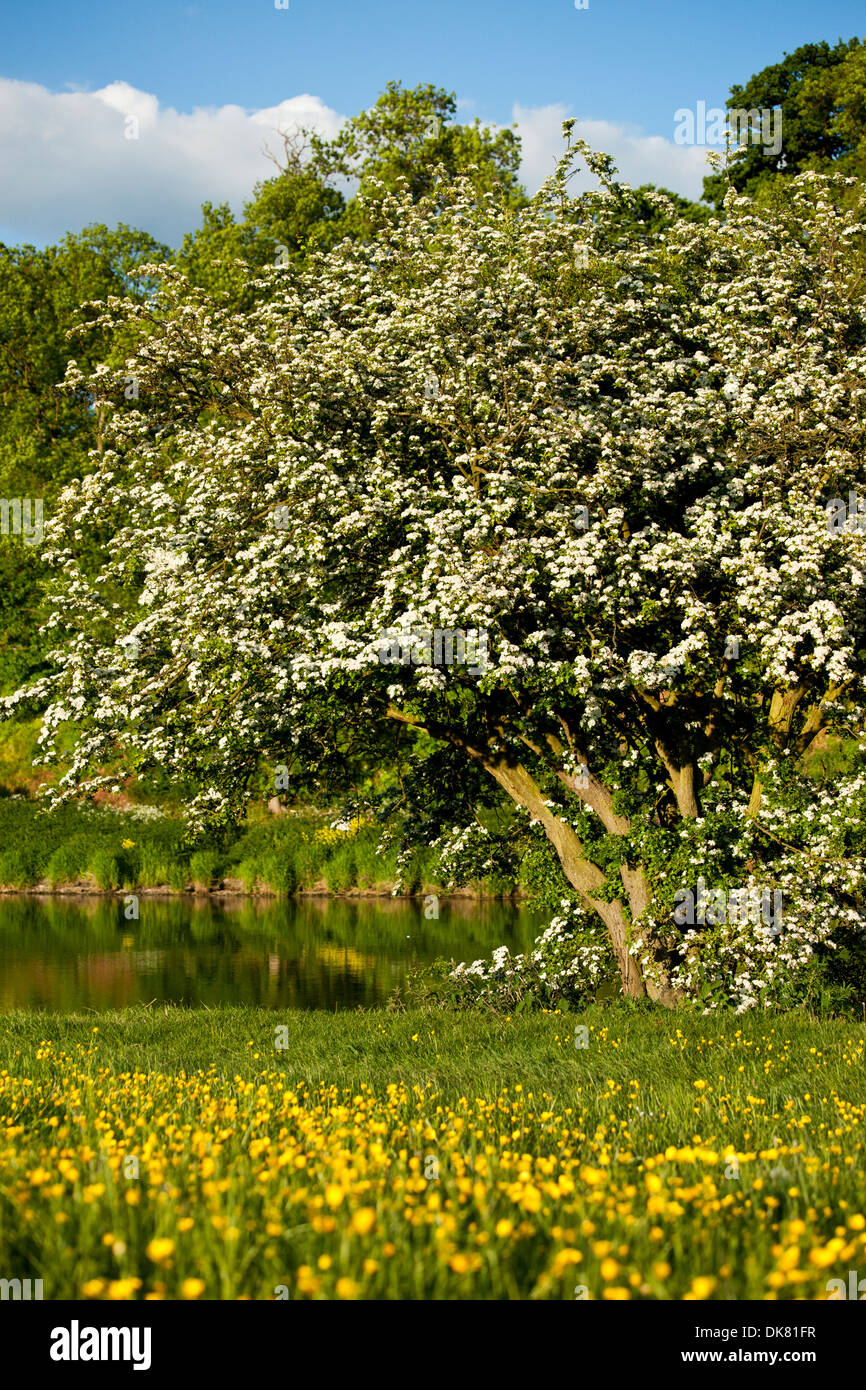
[1,1002,864,1300]
[0,799,510,897]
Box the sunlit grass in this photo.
[0,1004,864,1300]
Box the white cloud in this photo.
[513,102,711,201]
[0,78,713,249]
[0,77,345,247]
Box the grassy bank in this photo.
[1,1003,864,1300]
[0,799,517,898]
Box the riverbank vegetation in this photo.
[0,799,521,898]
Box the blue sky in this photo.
[1,0,863,246]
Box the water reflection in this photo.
[0,895,542,1012]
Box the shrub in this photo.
[296,842,326,889]
[189,850,220,890]
[88,849,122,890]
[352,837,381,889]
[0,849,39,888]
[137,845,183,887]
[396,847,442,895]
[236,858,263,893]
[165,860,189,892]
[260,852,297,895]
[46,841,87,886]
[324,845,356,893]
[417,900,617,1013]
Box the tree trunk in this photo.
[384,704,682,1007]
[480,752,681,1006]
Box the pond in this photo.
[0,895,543,1012]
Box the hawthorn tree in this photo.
[10,139,866,1009]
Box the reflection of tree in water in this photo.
[0,896,542,1011]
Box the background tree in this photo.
[177,139,346,302]
[0,224,167,696]
[173,202,255,305]
[178,80,526,301]
[306,80,524,237]
[703,37,865,209]
[245,129,347,261]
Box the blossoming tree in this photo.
[11,140,866,1009]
